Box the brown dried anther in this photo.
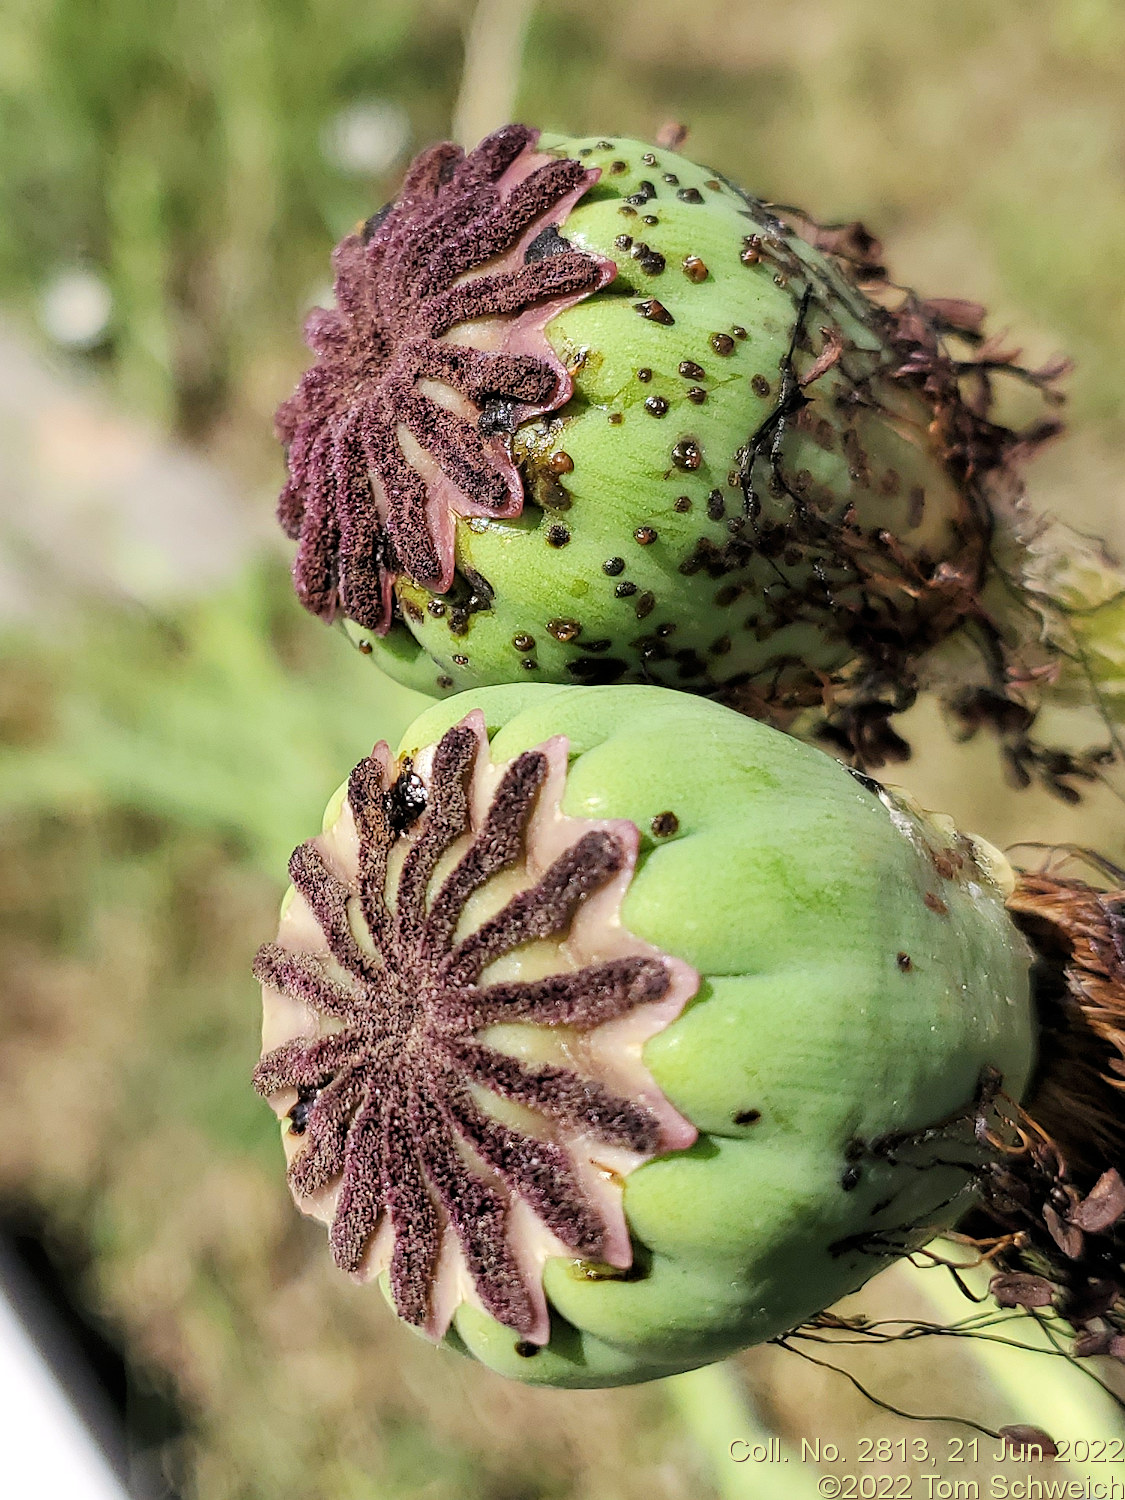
[962,858,1125,1359]
[725,202,1072,784]
[253,713,696,1342]
[276,125,614,632]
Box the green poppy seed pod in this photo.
[276,125,1122,791]
[253,684,1036,1387]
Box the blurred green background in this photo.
[3,1,1125,1495]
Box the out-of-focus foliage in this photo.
[0,563,429,874]
[5,0,1125,465]
[0,0,465,435]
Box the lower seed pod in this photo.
[253,684,1039,1386]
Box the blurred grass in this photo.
[3,0,1125,1494]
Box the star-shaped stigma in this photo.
[276,124,616,633]
[253,712,697,1344]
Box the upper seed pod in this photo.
[277,127,1122,791]
[253,683,1037,1386]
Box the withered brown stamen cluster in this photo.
[965,864,1125,1359]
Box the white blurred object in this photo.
[321,99,410,176]
[39,267,114,350]
[0,1282,129,1500]
[0,318,266,619]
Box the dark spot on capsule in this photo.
[704,178,721,190]
[546,525,571,547]
[530,471,571,511]
[614,581,637,597]
[706,489,725,521]
[671,438,702,470]
[356,638,373,655]
[448,606,469,635]
[603,556,625,576]
[908,486,926,527]
[514,1341,540,1358]
[897,952,913,972]
[361,202,393,241]
[662,172,679,185]
[679,359,705,380]
[686,386,707,404]
[636,366,653,382]
[436,674,454,689]
[732,325,747,339]
[384,760,428,834]
[451,653,469,667]
[682,255,708,282]
[524,224,572,262]
[881,469,901,496]
[710,332,735,356]
[644,396,669,417]
[625,180,656,206]
[844,1138,866,1162]
[673,495,692,512]
[841,1165,862,1192]
[610,160,628,175]
[288,1085,318,1134]
[677,186,704,204]
[615,233,633,250]
[774,273,789,288]
[596,139,614,150]
[478,397,517,435]
[513,633,535,652]
[714,582,743,606]
[634,526,658,545]
[924,892,949,917]
[751,374,771,398]
[619,204,637,217]
[403,599,423,622]
[651,811,680,837]
[581,638,612,653]
[565,656,628,684]
[608,411,623,425]
[548,450,574,474]
[520,658,537,670]
[634,299,674,325]
[655,621,676,637]
[741,235,762,265]
[547,618,581,643]
[641,152,657,166]
[578,148,592,157]
[642,215,659,226]
[732,1107,761,1126]
[635,591,656,619]
[711,634,732,655]
[631,242,665,274]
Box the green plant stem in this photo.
[452,0,536,148]
[917,1244,1124,1465]
[663,1362,823,1500]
